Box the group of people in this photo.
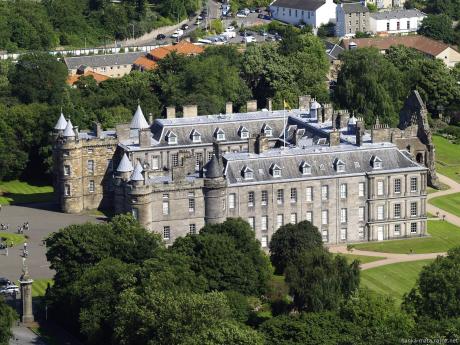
[0,223,9,230]
[16,222,29,234]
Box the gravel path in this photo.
[426,174,460,225]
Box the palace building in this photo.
[52,91,437,246]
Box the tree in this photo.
[418,14,455,44]
[9,52,67,104]
[269,221,323,275]
[0,298,16,345]
[284,248,359,312]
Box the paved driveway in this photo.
[0,204,101,281]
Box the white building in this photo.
[270,0,336,29]
[369,9,425,35]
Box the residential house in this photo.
[336,2,370,37]
[66,67,110,86]
[342,35,460,67]
[369,9,425,35]
[269,0,337,29]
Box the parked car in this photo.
[0,284,19,296]
[243,8,250,15]
[0,278,11,288]
[242,35,256,43]
[197,15,203,20]
[258,13,264,19]
[171,29,184,38]
[156,34,166,40]
[226,26,235,32]
[255,8,262,13]
[195,20,202,25]
[181,24,189,30]
[236,12,247,17]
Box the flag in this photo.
[283,100,291,110]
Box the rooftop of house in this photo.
[342,35,457,56]
[133,55,158,70]
[148,41,205,60]
[270,0,327,11]
[66,70,110,85]
[64,51,144,70]
[341,2,369,13]
[370,8,426,20]
[326,44,345,61]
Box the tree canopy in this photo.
[0,299,16,345]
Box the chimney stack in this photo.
[225,102,233,114]
[322,103,333,122]
[166,106,176,119]
[93,122,102,138]
[356,119,364,146]
[298,95,311,111]
[183,105,198,118]
[149,113,153,124]
[267,98,273,112]
[139,128,151,148]
[255,134,269,154]
[329,130,340,146]
[246,100,257,112]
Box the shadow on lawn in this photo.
[1,192,55,205]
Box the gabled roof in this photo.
[54,113,67,131]
[370,8,425,20]
[341,2,369,13]
[66,71,110,85]
[133,55,158,70]
[271,0,326,11]
[130,162,144,181]
[149,41,205,60]
[190,129,201,138]
[117,153,134,172]
[130,105,149,129]
[64,52,144,70]
[63,119,75,137]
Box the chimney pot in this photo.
[246,100,257,112]
[166,106,176,119]
[225,102,233,114]
[183,104,198,118]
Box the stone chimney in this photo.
[183,105,198,118]
[139,128,151,148]
[292,128,305,146]
[74,126,79,140]
[322,103,333,123]
[339,110,349,129]
[246,100,257,112]
[226,102,233,114]
[332,111,338,130]
[371,117,391,143]
[329,130,340,146]
[149,113,153,124]
[267,98,273,112]
[93,122,102,138]
[299,95,311,111]
[356,119,364,146]
[166,106,176,119]
[172,151,195,182]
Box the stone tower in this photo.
[19,258,34,323]
[203,147,227,225]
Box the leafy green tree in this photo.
[224,291,252,324]
[0,298,17,345]
[0,114,27,180]
[269,220,323,275]
[411,316,460,341]
[425,0,460,20]
[284,248,359,312]
[418,14,455,43]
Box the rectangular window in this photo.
[207,151,213,161]
[229,193,236,209]
[306,187,313,202]
[162,201,169,215]
[261,216,268,231]
[163,226,170,240]
[151,156,159,170]
[277,189,284,204]
[377,181,384,196]
[276,214,284,228]
[322,229,328,242]
[89,180,95,193]
[340,184,347,199]
[261,235,268,248]
[377,205,384,220]
[358,226,364,239]
[188,198,195,213]
[248,191,255,207]
[359,207,365,221]
[394,224,401,236]
[410,202,417,217]
[340,228,347,241]
[386,22,390,31]
[87,160,95,174]
[64,184,71,196]
[172,154,179,167]
[189,224,196,235]
[359,182,365,197]
[411,222,417,233]
[132,208,138,220]
[290,213,297,224]
[397,21,400,30]
[394,179,401,193]
[407,20,410,29]
[290,188,297,203]
[306,211,313,223]
[64,165,70,176]
[248,217,255,229]
[394,204,401,218]
[410,177,418,192]
[195,153,203,170]
[340,208,347,223]
[321,210,328,225]
[321,185,328,201]
[261,191,268,206]
[87,148,93,154]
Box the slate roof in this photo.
[130,105,149,129]
[131,162,144,181]
[205,154,223,178]
[270,0,326,11]
[223,146,424,185]
[342,2,369,13]
[370,8,425,20]
[117,153,134,172]
[54,113,67,131]
[63,119,75,137]
[327,44,345,61]
[64,52,144,70]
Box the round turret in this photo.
[130,105,149,138]
[117,153,134,181]
[54,112,67,132]
[63,119,75,138]
[130,162,144,186]
[203,154,227,225]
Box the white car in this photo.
[243,36,256,43]
[171,29,184,38]
[226,26,235,32]
[236,12,247,17]
[0,284,19,295]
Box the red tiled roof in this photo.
[66,71,110,85]
[133,55,158,70]
[149,41,204,60]
[342,35,457,57]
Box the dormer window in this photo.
[190,129,201,143]
[334,158,345,173]
[300,161,311,175]
[370,156,382,169]
[270,163,282,178]
[166,131,177,145]
[215,128,225,141]
[242,166,254,180]
[239,126,249,139]
[262,123,273,137]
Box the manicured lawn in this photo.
[32,279,53,297]
[354,220,460,254]
[429,192,460,218]
[433,135,460,183]
[0,180,53,205]
[0,232,26,246]
[361,259,433,304]
[335,253,385,264]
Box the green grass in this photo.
[0,233,26,246]
[0,180,53,205]
[429,192,460,218]
[354,220,460,254]
[32,279,53,297]
[336,253,385,264]
[433,135,460,183]
[361,259,433,304]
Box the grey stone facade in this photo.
[52,92,434,246]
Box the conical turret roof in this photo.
[54,112,67,130]
[130,105,149,129]
[117,153,134,172]
[63,119,75,137]
[205,154,223,178]
[130,162,144,181]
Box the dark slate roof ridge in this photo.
[271,0,326,11]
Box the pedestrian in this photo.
[23,242,27,251]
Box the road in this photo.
[426,173,460,225]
